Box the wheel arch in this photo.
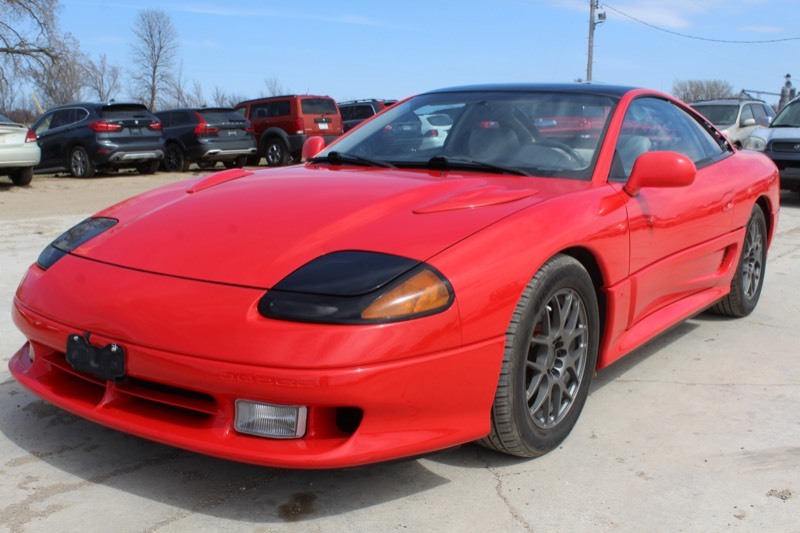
[755,195,775,247]
[559,246,608,367]
[259,127,290,148]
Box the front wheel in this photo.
[479,254,599,457]
[710,205,767,317]
[223,156,247,169]
[69,146,95,178]
[136,160,160,175]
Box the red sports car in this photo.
[9,84,780,468]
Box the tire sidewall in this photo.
[263,138,287,166]
[508,258,600,454]
[737,207,767,315]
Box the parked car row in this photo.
[2,93,406,186]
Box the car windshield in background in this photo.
[301,98,338,114]
[692,104,738,127]
[322,91,617,179]
[771,100,800,127]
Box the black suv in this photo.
[155,108,257,172]
[338,99,397,132]
[32,102,164,178]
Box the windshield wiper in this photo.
[771,124,800,128]
[309,151,395,168]
[426,156,530,176]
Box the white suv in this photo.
[691,98,775,148]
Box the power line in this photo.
[602,3,800,44]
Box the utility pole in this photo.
[586,1,605,82]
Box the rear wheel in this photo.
[136,160,160,175]
[163,143,189,172]
[69,146,95,178]
[479,254,599,457]
[10,167,33,186]
[263,137,289,166]
[710,205,767,317]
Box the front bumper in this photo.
[9,258,504,468]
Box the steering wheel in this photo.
[535,139,586,166]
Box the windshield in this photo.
[321,90,617,179]
[772,100,800,127]
[691,104,738,127]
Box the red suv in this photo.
[234,95,342,166]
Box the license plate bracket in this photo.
[66,333,126,381]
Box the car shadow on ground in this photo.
[0,380,452,524]
[0,318,703,527]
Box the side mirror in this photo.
[742,118,756,127]
[301,136,326,161]
[623,151,696,196]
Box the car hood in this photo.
[74,166,569,288]
[756,126,800,141]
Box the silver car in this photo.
[0,114,41,186]
[691,98,774,148]
[743,96,800,192]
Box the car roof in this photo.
[691,99,766,105]
[156,107,235,113]
[46,102,147,109]
[236,95,333,105]
[423,83,638,98]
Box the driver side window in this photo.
[610,97,727,182]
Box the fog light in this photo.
[234,400,307,439]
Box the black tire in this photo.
[710,205,767,317]
[69,146,95,178]
[223,155,247,169]
[10,167,33,186]
[263,137,289,167]
[479,254,599,457]
[137,160,160,175]
[163,143,189,172]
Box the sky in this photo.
[59,0,800,107]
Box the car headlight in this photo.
[742,136,767,151]
[258,251,454,324]
[37,217,118,270]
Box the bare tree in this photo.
[211,86,247,108]
[672,80,735,103]
[25,33,85,107]
[129,9,178,110]
[0,0,60,66]
[164,62,205,109]
[1,0,63,108]
[84,54,121,101]
[264,76,289,96]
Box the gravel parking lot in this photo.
[1,171,799,532]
